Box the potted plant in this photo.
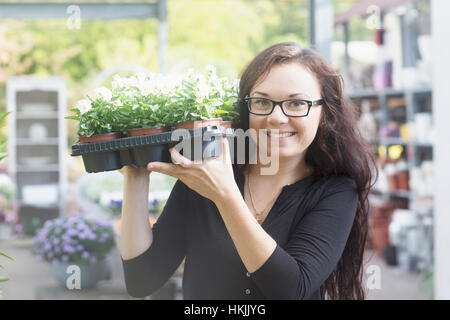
[67,66,239,170]
[65,87,128,172]
[170,66,239,129]
[32,215,115,289]
[65,86,125,144]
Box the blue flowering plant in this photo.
[32,216,115,265]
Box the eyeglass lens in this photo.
[249,98,309,116]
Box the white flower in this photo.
[112,75,125,89]
[149,105,159,112]
[112,99,123,107]
[77,99,92,114]
[0,174,14,188]
[95,86,112,101]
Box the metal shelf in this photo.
[16,138,59,146]
[16,165,60,173]
[350,87,434,209]
[16,112,58,120]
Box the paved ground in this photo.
[363,250,432,300]
[0,235,432,300]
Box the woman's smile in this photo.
[266,130,298,142]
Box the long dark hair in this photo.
[235,42,378,300]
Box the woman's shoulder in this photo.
[301,173,357,206]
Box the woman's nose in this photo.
[267,104,289,124]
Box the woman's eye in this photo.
[287,100,305,108]
[255,99,270,107]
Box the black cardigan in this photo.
[121,164,358,300]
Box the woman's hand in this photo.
[146,136,237,205]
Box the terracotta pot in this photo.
[221,121,233,128]
[396,171,410,191]
[175,117,222,130]
[126,126,170,137]
[79,132,122,144]
[370,224,390,258]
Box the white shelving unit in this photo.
[6,77,67,234]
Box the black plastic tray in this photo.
[71,126,236,173]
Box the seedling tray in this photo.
[71,125,236,173]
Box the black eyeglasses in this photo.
[244,95,325,117]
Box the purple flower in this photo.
[82,251,89,259]
[63,245,75,253]
[89,256,97,264]
[62,255,69,262]
[43,242,52,251]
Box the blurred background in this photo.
[0,0,449,300]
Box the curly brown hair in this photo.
[235,42,378,300]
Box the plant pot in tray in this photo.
[169,123,225,163]
[77,132,123,173]
[126,126,172,167]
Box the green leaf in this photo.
[215,110,228,114]
[64,116,79,121]
[0,252,14,261]
[0,276,9,282]
[0,112,11,122]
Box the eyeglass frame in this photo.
[243,95,325,117]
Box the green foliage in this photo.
[0,112,10,160]
[0,251,14,284]
[65,66,239,136]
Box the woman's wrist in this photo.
[215,182,242,208]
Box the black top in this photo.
[121,164,358,300]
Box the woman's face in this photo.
[249,62,323,163]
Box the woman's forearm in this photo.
[215,185,277,273]
[119,173,153,260]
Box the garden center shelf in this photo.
[7,76,67,233]
[71,125,236,173]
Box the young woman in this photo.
[119,42,377,300]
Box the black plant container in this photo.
[71,125,235,173]
[131,144,172,167]
[81,151,122,173]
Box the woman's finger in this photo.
[221,136,232,165]
[147,161,180,178]
[169,148,193,168]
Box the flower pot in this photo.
[78,132,122,144]
[396,171,409,191]
[81,151,123,173]
[168,125,225,162]
[221,120,233,128]
[370,220,390,258]
[49,256,112,289]
[126,126,170,137]
[77,133,123,173]
[174,117,222,130]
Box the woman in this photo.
[119,42,377,300]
